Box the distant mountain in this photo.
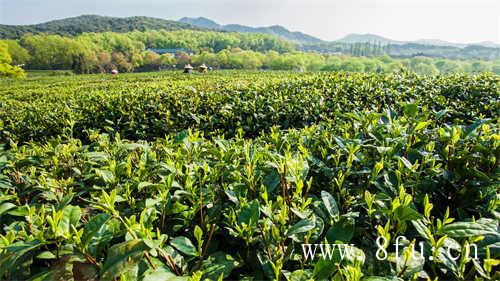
[412,39,466,48]
[472,41,500,48]
[179,17,323,44]
[0,15,201,39]
[409,39,498,48]
[179,17,221,30]
[3,15,498,50]
[336,33,500,48]
[336,33,400,45]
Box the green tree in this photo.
[470,61,491,73]
[2,40,30,65]
[20,35,80,69]
[158,54,176,69]
[379,55,393,64]
[96,52,112,72]
[434,60,461,73]
[362,58,378,72]
[340,60,364,72]
[321,56,342,71]
[386,61,405,72]
[492,61,500,74]
[413,63,439,75]
[111,52,133,72]
[141,50,161,70]
[304,53,325,71]
[0,42,25,77]
[129,51,144,68]
[191,51,218,68]
[216,50,230,68]
[176,51,191,68]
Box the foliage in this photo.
[1,40,31,65]
[2,14,499,61]
[10,30,293,73]
[302,41,500,61]
[0,71,497,144]
[0,15,200,39]
[4,30,498,75]
[0,71,498,280]
[0,41,25,78]
[179,16,323,45]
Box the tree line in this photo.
[301,41,500,61]
[1,30,499,77]
[0,41,25,77]
[1,30,294,74]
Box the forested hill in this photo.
[0,15,202,39]
[179,17,323,45]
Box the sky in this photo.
[1,0,499,44]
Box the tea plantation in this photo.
[0,71,498,280]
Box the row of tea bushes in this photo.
[1,71,498,144]
[0,109,498,280]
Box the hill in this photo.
[336,33,400,45]
[179,17,221,29]
[179,17,323,44]
[337,33,500,48]
[0,15,201,39]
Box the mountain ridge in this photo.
[179,17,323,44]
[180,17,499,48]
[0,15,202,39]
[336,33,500,48]
[1,15,498,48]
[336,33,400,44]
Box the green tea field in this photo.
[0,71,499,280]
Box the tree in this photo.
[413,63,439,75]
[340,60,364,72]
[227,50,264,69]
[434,60,461,73]
[129,51,144,68]
[112,52,133,72]
[263,51,280,69]
[321,56,342,71]
[0,41,25,77]
[379,55,393,64]
[191,51,218,68]
[20,34,81,70]
[305,53,325,71]
[158,54,176,69]
[215,50,230,69]
[362,59,378,72]
[72,51,98,74]
[2,40,30,65]
[409,57,433,70]
[387,61,405,73]
[141,50,161,71]
[71,44,99,74]
[470,61,490,73]
[176,51,191,68]
[96,52,112,72]
[492,61,500,74]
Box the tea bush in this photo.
[0,71,498,280]
[1,71,498,143]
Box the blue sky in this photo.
[1,0,499,43]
